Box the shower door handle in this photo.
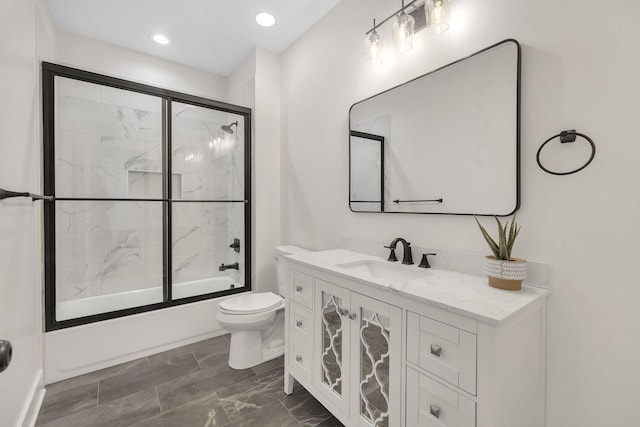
[0,340,12,373]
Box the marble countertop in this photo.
[285,249,549,325]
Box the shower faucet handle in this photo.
[229,238,240,253]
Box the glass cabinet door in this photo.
[350,293,401,427]
[315,278,351,416]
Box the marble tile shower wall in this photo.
[54,78,244,303]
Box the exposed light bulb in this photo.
[392,12,415,52]
[427,0,451,34]
[365,28,384,67]
[433,0,445,23]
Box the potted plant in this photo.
[474,214,527,291]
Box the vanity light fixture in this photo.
[364,0,453,66]
[365,19,384,67]
[255,12,276,27]
[151,33,170,45]
[392,0,415,52]
[426,0,451,34]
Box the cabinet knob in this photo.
[348,312,357,320]
[295,285,303,292]
[430,344,442,357]
[337,307,349,317]
[296,320,303,328]
[430,403,441,419]
[295,355,303,363]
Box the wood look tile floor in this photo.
[36,334,344,427]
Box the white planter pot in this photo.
[483,256,527,291]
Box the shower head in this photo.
[221,121,238,134]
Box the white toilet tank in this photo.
[274,246,309,297]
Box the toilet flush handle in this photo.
[0,340,12,373]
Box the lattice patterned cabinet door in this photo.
[351,293,402,427]
[315,279,351,416]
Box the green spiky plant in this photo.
[474,215,521,261]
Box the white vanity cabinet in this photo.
[283,250,548,427]
[314,278,402,426]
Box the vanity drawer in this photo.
[290,302,312,343]
[407,311,477,395]
[290,336,312,383]
[290,270,313,309]
[406,366,476,427]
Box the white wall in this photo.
[56,31,227,101]
[227,49,282,294]
[281,0,640,425]
[253,49,282,293]
[0,0,55,424]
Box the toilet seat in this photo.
[219,292,283,315]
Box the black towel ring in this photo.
[536,129,596,176]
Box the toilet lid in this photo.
[219,292,283,314]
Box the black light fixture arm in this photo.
[365,0,421,35]
[0,188,52,202]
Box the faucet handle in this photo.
[384,246,398,262]
[419,253,436,268]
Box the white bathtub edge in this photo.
[45,295,235,384]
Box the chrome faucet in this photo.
[384,238,414,265]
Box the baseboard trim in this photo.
[18,369,45,427]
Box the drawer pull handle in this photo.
[296,355,303,363]
[296,320,303,328]
[430,344,442,357]
[295,285,303,292]
[430,404,441,419]
[348,312,357,320]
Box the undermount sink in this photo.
[335,259,431,284]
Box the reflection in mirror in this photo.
[350,131,384,212]
[349,39,520,215]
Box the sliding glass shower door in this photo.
[43,63,251,330]
[171,102,246,300]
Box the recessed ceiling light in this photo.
[255,12,276,27]
[152,34,170,45]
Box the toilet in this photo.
[217,245,308,370]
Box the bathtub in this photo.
[57,276,239,321]
[46,275,246,384]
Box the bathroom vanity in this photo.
[282,249,548,427]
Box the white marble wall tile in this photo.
[172,226,203,257]
[102,202,162,231]
[100,86,162,113]
[56,161,128,198]
[56,231,115,268]
[56,202,103,233]
[56,77,101,102]
[101,257,163,295]
[180,174,203,199]
[137,111,162,142]
[173,253,226,285]
[55,131,101,168]
[58,97,138,139]
[56,264,103,301]
[100,138,162,171]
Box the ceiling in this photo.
[47,0,341,76]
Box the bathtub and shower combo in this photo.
[41,63,252,383]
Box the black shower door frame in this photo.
[42,62,252,331]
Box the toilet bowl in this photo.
[217,245,308,370]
